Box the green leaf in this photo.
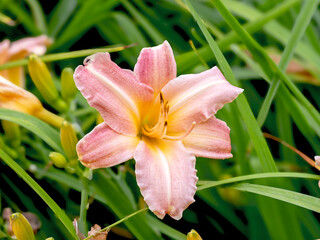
[198,172,320,191]
[25,0,47,34]
[232,183,320,213]
[183,0,277,172]
[0,109,62,152]
[0,150,77,239]
[48,0,78,37]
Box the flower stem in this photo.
[35,108,64,128]
[79,176,89,234]
[83,208,148,240]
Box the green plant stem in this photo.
[257,0,320,127]
[0,44,132,70]
[79,177,89,234]
[212,0,320,127]
[0,149,78,239]
[183,0,277,172]
[197,172,320,191]
[83,208,148,240]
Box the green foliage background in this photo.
[0,0,320,239]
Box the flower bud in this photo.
[49,152,67,168]
[9,213,35,240]
[0,75,64,128]
[187,229,202,240]
[61,68,77,100]
[0,75,43,115]
[28,54,67,112]
[60,121,78,161]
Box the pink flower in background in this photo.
[0,35,51,87]
[74,41,243,220]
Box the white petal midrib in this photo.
[169,79,225,114]
[154,145,171,208]
[87,66,140,120]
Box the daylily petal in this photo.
[77,122,140,169]
[0,39,10,65]
[134,41,176,96]
[162,66,243,134]
[182,116,232,159]
[74,52,154,136]
[134,138,197,220]
[8,35,51,58]
[0,75,43,114]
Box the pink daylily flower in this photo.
[74,41,243,220]
[0,35,51,87]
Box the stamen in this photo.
[163,121,196,141]
[141,92,169,138]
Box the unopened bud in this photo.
[0,75,43,115]
[60,121,78,161]
[49,152,67,168]
[28,55,67,112]
[187,229,202,240]
[9,213,35,240]
[45,238,54,240]
[61,68,77,100]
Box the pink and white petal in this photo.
[8,35,51,57]
[134,138,197,220]
[0,75,43,114]
[134,41,176,95]
[162,66,243,134]
[0,39,10,65]
[77,122,140,169]
[182,116,232,159]
[74,52,154,136]
[7,67,25,87]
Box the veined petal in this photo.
[134,41,176,96]
[162,66,243,134]
[0,75,43,114]
[8,35,51,58]
[77,122,140,169]
[134,138,197,220]
[74,52,154,136]
[182,116,232,159]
